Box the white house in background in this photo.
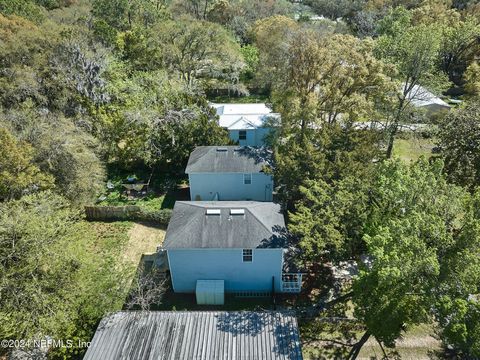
[407,84,451,113]
[160,201,302,294]
[186,146,273,202]
[210,103,280,146]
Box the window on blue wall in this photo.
[243,249,253,262]
[239,130,247,140]
[244,173,252,185]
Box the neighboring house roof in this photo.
[210,103,281,130]
[162,201,286,249]
[83,311,303,360]
[185,146,271,174]
[407,84,451,110]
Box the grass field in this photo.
[302,322,442,360]
[392,135,436,162]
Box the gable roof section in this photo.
[185,146,271,174]
[162,201,286,249]
[225,116,258,130]
[407,84,451,109]
[83,311,303,360]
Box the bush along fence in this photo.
[85,205,172,225]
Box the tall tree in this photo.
[436,189,480,358]
[251,15,299,89]
[0,192,82,339]
[124,19,245,90]
[0,127,53,201]
[273,30,396,135]
[376,8,447,157]
[436,100,480,191]
[351,159,473,358]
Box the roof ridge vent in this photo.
[230,209,245,215]
[206,209,221,216]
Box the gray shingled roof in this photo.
[162,201,286,249]
[185,146,272,173]
[83,311,303,360]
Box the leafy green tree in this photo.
[0,14,60,108]
[303,0,363,20]
[0,192,82,339]
[289,175,370,262]
[436,100,480,191]
[375,5,411,37]
[439,16,480,84]
[274,123,381,210]
[1,108,106,205]
[157,19,244,89]
[436,190,480,358]
[269,30,390,211]
[376,17,446,157]
[273,30,396,134]
[170,0,215,20]
[0,127,53,200]
[351,159,471,358]
[0,193,132,358]
[239,44,259,82]
[438,299,480,358]
[0,0,45,22]
[92,0,167,31]
[213,0,293,43]
[122,19,244,89]
[464,62,480,96]
[93,65,230,168]
[252,15,299,89]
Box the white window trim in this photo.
[243,173,252,185]
[242,248,253,263]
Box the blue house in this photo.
[161,201,302,294]
[210,103,280,146]
[186,146,274,202]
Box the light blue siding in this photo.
[167,248,283,293]
[228,128,271,146]
[189,173,273,201]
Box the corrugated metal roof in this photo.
[185,146,272,174]
[162,201,286,249]
[83,311,303,360]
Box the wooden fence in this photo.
[85,205,172,225]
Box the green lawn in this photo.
[97,172,189,210]
[302,322,441,360]
[392,135,436,162]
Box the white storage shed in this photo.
[196,280,225,305]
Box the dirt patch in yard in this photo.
[123,222,166,266]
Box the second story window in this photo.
[244,173,252,185]
[239,130,247,140]
[242,249,253,262]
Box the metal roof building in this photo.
[407,84,451,112]
[83,311,303,360]
[210,103,281,130]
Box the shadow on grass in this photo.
[161,185,190,209]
